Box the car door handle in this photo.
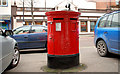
[104,32,108,34]
[24,37,28,38]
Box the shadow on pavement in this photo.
[106,53,120,60]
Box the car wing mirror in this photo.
[3,30,13,37]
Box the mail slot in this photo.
[46,11,80,69]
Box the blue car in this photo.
[94,10,120,57]
[11,25,47,50]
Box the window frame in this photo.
[30,26,47,33]
[0,0,8,7]
[81,21,88,32]
[110,13,119,28]
[98,16,108,28]
[90,21,96,32]
[13,26,31,35]
[105,14,113,28]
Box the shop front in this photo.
[0,15,11,30]
[79,20,96,34]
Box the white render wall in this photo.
[16,12,105,20]
[81,13,105,17]
[17,12,46,15]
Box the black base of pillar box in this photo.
[47,53,79,69]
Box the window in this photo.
[81,21,87,32]
[0,0,1,5]
[106,14,113,27]
[90,21,96,32]
[2,0,6,5]
[98,16,107,27]
[31,26,47,33]
[13,26,31,35]
[0,0,7,6]
[118,13,120,27]
[111,13,118,27]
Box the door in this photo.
[0,29,3,73]
[105,13,120,53]
[47,22,54,54]
[69,20,79,54]
[96,15,109,45]
[53,19,79,55]
[0,29,13,73]
[53,20,65,55]
[12,26,31,49]
[28,26,47,48]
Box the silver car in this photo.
[0,28,20,73]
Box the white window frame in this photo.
[0,0,8,7]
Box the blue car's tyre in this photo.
[97,40,109,57]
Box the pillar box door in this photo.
[53,20,65,55]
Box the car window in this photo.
[13,26,31,35]
[118,13,120,27]
[111,13,119,27]
[43,28,47,32]
[98,16,107,28]
[106,14,113,27]
[31,26,47,33]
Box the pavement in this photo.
[4,35,119,73]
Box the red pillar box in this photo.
[46,11,80,69]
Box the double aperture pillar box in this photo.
[46,11,80,69]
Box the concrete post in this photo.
[87,21,90,33]
[43,21,46,26]
[79,21,81,34]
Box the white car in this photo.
[0,28,20,73]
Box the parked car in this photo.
[0,28,20,73]
[94,10,120,57]
[11,25,47,50]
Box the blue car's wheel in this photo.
[97,40,109,57]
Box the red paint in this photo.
[46,11,80,55]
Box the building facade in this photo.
[11,0,118,34]
[0,0,13,30]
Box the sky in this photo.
[16,0,96,9]
[15,0,118,9]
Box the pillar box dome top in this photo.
[46,11,80,16]
[46,11,80,22]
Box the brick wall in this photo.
[87,0,117,9]
[96,1,116,9]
